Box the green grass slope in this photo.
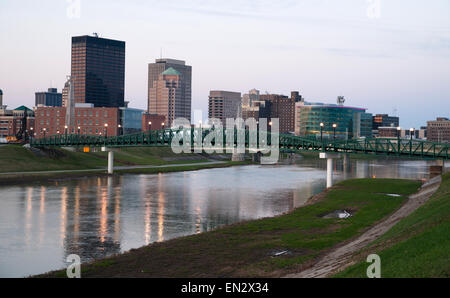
[335,172,450,278]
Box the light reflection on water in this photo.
[0,158,444,277]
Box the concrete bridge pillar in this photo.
[108,151,114,174]
[320,153,341,188]
[102,147,114,175]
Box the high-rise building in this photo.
[291,91,304,103]
[0,89,3,107]
[208,91,242,125]
[62,81,70,107]
[260,94,296,133]
[427,117,450,143]
[35,88,62,107]
[71,35,125,108]
[148,59,192,126]
[242,89,260,107]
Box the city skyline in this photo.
[1,0,450,129]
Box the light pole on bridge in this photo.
[320,122,324,142]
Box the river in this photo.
[0,157,445,277]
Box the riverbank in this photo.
[38,178,422,278]
[0,145,250,185]
[334,172,450,278]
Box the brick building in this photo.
[142,113,166,131]
[260,93,295,133]
[0,106,35,138]
[427,117,450,143]
[378,126,400,138]
[35,106,120,138]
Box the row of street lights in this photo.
[320,122,338,142]
[38,123,124,138]
[148,121,165,131]
[397,127,416,144]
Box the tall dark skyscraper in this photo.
[71,35,125,107]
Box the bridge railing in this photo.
[30,129,449,160]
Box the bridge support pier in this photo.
[108,151,114,174]
[102,147,114,175]
[320,153,341,188]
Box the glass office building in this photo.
[295,103,372,140]
[71,35,125,108]
[120,108,144,134]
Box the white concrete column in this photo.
[108,151,114,175]
[327,158,333,188]
[320,153,341,188]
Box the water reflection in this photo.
[0,158,445,277]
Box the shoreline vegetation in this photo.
[0,145,252,185]
[37,178,427,278]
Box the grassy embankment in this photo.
[0,145,243,184]
[334,172,450,278]
[40,178,421,278]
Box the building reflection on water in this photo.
[0,158,443,277]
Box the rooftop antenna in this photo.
[392,107,398,117]
[160,47,163,59]
[337,96,345,106]
[93,32,99,38]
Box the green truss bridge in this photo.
[31,129,449,160]
[30,128,448,188]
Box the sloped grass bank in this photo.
[39,178,420,278]
[335,173,450,278]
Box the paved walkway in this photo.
[0,160,226,176]
[285,175,442,278]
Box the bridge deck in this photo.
[30,129,449,160]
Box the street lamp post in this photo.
[64,125,68,139]
[162,122,165,130]
[397,126,401,154]
[77,126,81,136]
[332,123,337,140]
[118,124,122,136]
[30,127,33,144]
[43,128,46,138]
[320,122,324,142]
[104,123,108,138]
[148,121,152,132]
[410,128,414,154]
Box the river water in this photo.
[0,157,445,277]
